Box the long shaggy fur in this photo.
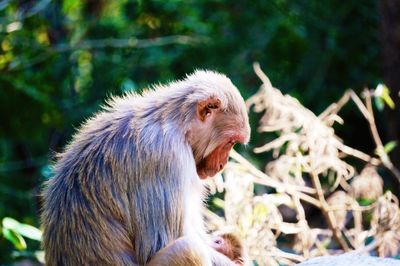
[41,70,249,266]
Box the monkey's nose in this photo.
[219,163,224,171]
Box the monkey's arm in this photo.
[147,236,237,266]
[209,247,240,266]
[147,237,205,266]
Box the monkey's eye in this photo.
[207,103,219,109]
[214,239,222,245]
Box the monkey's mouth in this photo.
[196,161,207,179]
[196,167,219,180]
[196,159,225,179]
[198,171,208,179]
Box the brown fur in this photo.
[212,233,245,265]
[147,237,205,266]
[41,70,250,266]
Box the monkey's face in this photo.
[191,96,250,179]
[211,235,229,255]
[211,233,244,263]
[196,138,236,179]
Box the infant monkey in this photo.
[149,232,247,265]
[148,232,247,266]
[212,233,245,265]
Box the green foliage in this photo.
[1,217,42,262]
[2,227,26,251]
[384,141,398,155]
[374,84,395,110]
[0,0,385,263]
[2,218,42,242]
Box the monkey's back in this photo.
[41,104,188,265]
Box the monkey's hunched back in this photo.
[41,70,250,266]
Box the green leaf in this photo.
[212,198,225,209]
[375,84,395,109]
[384,141,398,154]
[253,202,268,218]
[2,217,19,228]
[381,92,395,109]
[266,193,294,207]
[358,198,375,206]
[374,96,384,111]
[2,217,42,241]
[35,251,45,264]
[2,228,27,250]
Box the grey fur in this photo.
[41,70,250,266]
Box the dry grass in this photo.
[205,63,400,266]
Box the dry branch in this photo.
[205,63,400,265]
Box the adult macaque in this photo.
[41,70,250,266]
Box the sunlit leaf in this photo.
[3,217,19,228]
[381,92,395,110]
[357,198,375,206]
[384,141,398,154]
[375,84,395,109]
[321,238,330,248]
[3,217,42,241]
[253,202,268,223]
[35,251,45,263]
[2,228,27,250]
[265,193,294,207]
[212,198,225,209]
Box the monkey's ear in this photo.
[196,97,221,122]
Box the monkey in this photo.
[146,236,205,266]
[147,233,246,266]
[211,233,245,265]
[41,70,250,266]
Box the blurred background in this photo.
[0,0,399,264]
